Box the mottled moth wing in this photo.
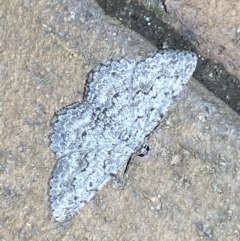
[132,50,197,135]
[50,102,96,158]
[49,64,144,222]
[49,101,137,221]
[84,58,137,127]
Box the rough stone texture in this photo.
[1,0,240,240]
[141,0,240,81]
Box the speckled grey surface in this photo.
[49,51,197,222]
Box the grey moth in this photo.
[49,50,197,222]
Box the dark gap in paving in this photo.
[96,0,240,115]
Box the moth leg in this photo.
[136,144,150,157]
[122,144,150,177]
[122,156,133,177]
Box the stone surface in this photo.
[141,0,240,81]
[1,0,240,240]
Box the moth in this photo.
[49,50,197,222]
